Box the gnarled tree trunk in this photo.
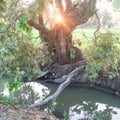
[28,0,97,65]
[27,0,98,108]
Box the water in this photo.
[0,80,120,120]
[34,81,120,120]
[46,87,120,120]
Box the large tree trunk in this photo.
[28,0,97,65]
[27,0,97,107]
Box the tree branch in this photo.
[94,11,101,35]
[65,0,72,12]
[27,15,45,31]
[30,65,85,107]
[27,18,51,43]
[64,0,97,31]
[27,20,41,31]
[56,0,64,13]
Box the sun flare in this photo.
[55,15,63,23]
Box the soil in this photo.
[0,103,60,120]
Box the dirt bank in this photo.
[0,103,60,120]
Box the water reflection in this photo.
[0,79,9,96]
[68,102,118,120]
[0,80,120,120]
[14,82,50,105]
[49,101,120,120]
[0,80,50,105]
[44,87,120,120]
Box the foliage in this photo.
[85,31,120,79]
[0,93,14,105]
[12,84,40,105]
[0,1,41,91]
[0,0,6,19]
[50,98,58,112]
[63,111,68,120]
[27,0,48,20]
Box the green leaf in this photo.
[0,22,5,27]
[19,15,28,23]
[18,15,31,32]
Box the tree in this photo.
[0,0,41,91]
[28,0,97,65]
[27,0,98,107]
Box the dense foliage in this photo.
[0,0,120,93]
[85,31,120,79]
[0,0,41,91]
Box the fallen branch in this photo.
[30,65,85,107]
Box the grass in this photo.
[73,28,95,40]
[72,28,120,51]
[72,28,120,40]
[31,29,41,44]
[31,28,120,51]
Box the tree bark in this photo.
[27,0,97,107]
[28,0,97,65]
